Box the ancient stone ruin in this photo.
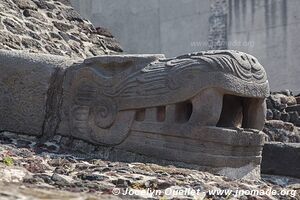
[0,49,269,179]
[0,0,122,58]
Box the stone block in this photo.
[261,142,300,178]
[0,50,68,135]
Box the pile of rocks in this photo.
[0,132,299,200]
[264,91,300,142]
[0,0,122,58]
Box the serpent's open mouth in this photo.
[131,88,266,139]
[217,94,265,132]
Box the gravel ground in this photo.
[0,131,299,200]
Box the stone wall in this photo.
[70,0,300,93]
[264,92,300,142]
[0,0,122,58]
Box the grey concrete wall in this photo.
[71,0,300,93]
[70,0,211,57]
[227,0,300,94]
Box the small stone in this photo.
[286,96,297,106]
[51,173,72,186]
[112,178,131,188]
[69,34,82,43]
[46,12,54,18]
[23,9,47,22]
[28,31,41,40]
[23,175,44,184]
[33,0,55,10]
[101,38,123,52]
[0,31,22,49]
[21,38,41,49]
[266,98,273,109]
[29,18,53,31]
[24,160,47,173]
[45,45,64,56]
[95,27,114,38]
[280,112,290,122]
[3,18,25,34]
[53,21,74,32]
[32,0,47,9]
[266,109,273,120]
[79,173,106,181]
[48,158,70,167]
[59,31,70,41]
[25,22,41,32]
[63,9,84,22]
[272,109,281,120]
[283,122,294,132]
[13,0,38,10]
[280,89,293,96]
[265,120,284,129]
[50,32,62,40]
[75,163,90,170]
[53,0,71,6]
[46,3,56,10]
[289,111,299,123]
[53,166,68,175]
[93,167,110,173]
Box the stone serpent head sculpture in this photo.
[0,50,269,179]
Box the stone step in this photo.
[261,142,300,178]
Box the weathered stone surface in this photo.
[0,0,122,58]
[53,21,74,32]
[264,92,300,143]
[57,50,269,179]
[13,0,38,10]
[3,18,26,34]
[23,9,47,22]
[264,120,300,143]
[262,142,300,178]
[0,50,68,135]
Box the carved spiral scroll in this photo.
[91,97,117,129]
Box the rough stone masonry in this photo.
[0,0,122,58]
[0,49,269,179]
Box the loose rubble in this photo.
[0,132,299,200]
